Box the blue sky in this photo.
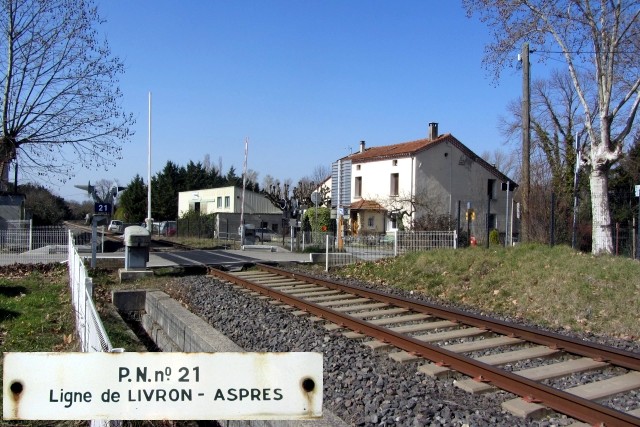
[50,1,524,202]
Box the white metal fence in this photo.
[0,222,70,265]
[299,230,458,269]
[67,231,121,427]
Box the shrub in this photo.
[489,228,500,245]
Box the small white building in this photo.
[178,186,283,236]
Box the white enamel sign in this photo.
[3,352,322,420]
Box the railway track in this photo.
[208,264,640,426]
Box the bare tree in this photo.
[376,191,452,231]
[261,174,278,193]
[500,69,590,244]
[481,148,518,179]
[0,0,134,188]
[310,164,331,184]
[244,168,259,190]
[465,0,640,254]
[92,178,115,203]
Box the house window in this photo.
[390,215,397,229]
[355,177,362,198]
[224,196,230,208]
[356,165,361,171]
[392,159,398,166]
[217,197,222,208]
[367,216,374,228]
[488,179,496,200]
[390,173,399,196]
[194,202,200,213]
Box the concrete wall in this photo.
[112,290,347,427]
[416,142,513,235]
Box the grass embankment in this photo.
[333,243,640,338]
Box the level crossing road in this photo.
[152,249,266,270]
[149,248,309,270]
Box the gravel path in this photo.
[162,270,639,427]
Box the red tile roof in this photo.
[344,133,516,185]
[347,134,451,162]
[349,199,386,210]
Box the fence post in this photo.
[29,219,33,251]
[457,200,461,247]
[393,229,398,257]
[325,235,329,272]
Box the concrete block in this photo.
[453,378,496,394]
[112,289,147,312]
[502,398,550,420]
[418,363,453,378]
[118,268,153,282]
[389,351,419,363]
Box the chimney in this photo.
[359,140,366,153]
[429,122,439,140]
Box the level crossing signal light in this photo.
[465,209,475,221]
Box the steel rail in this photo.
[256,264,640,371]
[208,266,640,426]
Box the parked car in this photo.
[108,220,124,233]
[255,228,278,242]
[160,221,177,237]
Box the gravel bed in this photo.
[164,275,593,427]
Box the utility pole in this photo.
[520,42,531,243]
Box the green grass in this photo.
[0,264,77,352]
[0,264,82,426]
[0,265,165,426]
[332,243,640,338]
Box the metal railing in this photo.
[0,223,69,265]
[297,230,458,269]
[67,231,121,427]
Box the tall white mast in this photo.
[147,92,152,229]
[239,138,249,243]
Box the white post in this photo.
[240,138,248,245]
[510,199,515,245]
[325,234,329,272]
[290,224,294,252]
[147,92,152,231]
[29,219,33,251]
[394,229,398,256]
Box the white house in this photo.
[333,123,518,241]
[177,186,283,236]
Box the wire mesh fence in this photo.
[0,223,69,265]
[296,230,458,269]
[67,231,121,427]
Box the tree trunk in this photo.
[589,169,613,254]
